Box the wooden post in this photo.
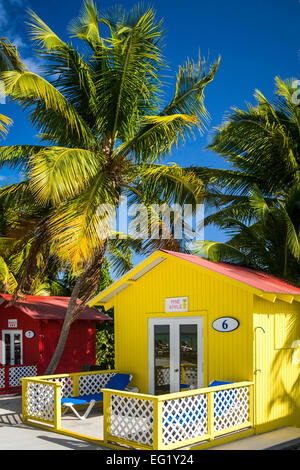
[21,378,28,423]
[53,383,62,430]
[207,391,215,440]
[103,390,111,446]
[249,384,254,428]
[73,374,80,397]
[152,398,163,450]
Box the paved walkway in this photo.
[212,427,300,450]
[1,395,299,450]
[0,395,107,450]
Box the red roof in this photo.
[0,294,111,321]
[162,250,300,295]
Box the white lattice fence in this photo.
[46,376,73,398]
[156,367,170,387]
[109,394,154,446]
[181,366,197,388]
[79,372,114,395]
[9,366,37,388]
[161,393,208,445]
[213,386,250,432]
[0,368,5,389]
[26,381,56,423]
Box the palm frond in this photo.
[68,0,101,48]
[190,240,249,264]
[0,114,12,138]
[0,38,25,72]
[0,255,18,293]
[118,54,220,162]
[29,147,105,205]
[27,9,66,51]
[2,70,95,147]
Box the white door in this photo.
[1,330,23,366]
[148,317,203,395]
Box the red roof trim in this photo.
[161,250,300,295]
[0,294,111,321]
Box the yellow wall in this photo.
[254,297,300,432]
[111,255,254,394]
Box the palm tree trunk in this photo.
[8,223,50,304]
[44,242,107,375]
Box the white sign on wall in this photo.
[8,319,17,328]
[165,297,188,313]
[25,330,35,339]
[212,317,240,333]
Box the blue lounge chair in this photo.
[162,381,235,427]
[61,373,132,420]
[209,381,235,418]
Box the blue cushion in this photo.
[160,381,236,425]
[61,373,132,406]
[209,380,233,387]
[105,373,131,391]
[61,393,103,405]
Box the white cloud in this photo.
[22,56,43,75]
[10,35,27,50]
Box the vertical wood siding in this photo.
[254,297,300,431]
[113,257,253,393]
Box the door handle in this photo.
[174,369,179,372]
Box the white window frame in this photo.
[148,316,203,394]
[1,330,23,366]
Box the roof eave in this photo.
[89,250,300,307]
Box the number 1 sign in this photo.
[212,317,240,332]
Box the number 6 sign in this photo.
[212,317,240,332]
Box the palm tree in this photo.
[0,1,219,373]
[191,185,300,282]
[189,78,300,283]
[191,77,300,222]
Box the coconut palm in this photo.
[192,77,300,225]
[0,1,219,373]
[188,78,300,283]
[191,185,300,282]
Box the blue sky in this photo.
[1,0,300,248]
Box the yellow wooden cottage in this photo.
[21,249,300,450]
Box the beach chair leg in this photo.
[62,406,70,416]
[82,400,96,419]
[62,403,89,420]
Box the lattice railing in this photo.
[23,378,59,426]
[47,375,74,398]
[103,381,253,450]
[0,368,5,389]
[21,369,117,430]
[156,364,198,389]
[41,370,116,398]
[9,365,37,388]
[79,372,114,395]
[22,373,253,450]
[155,366,170,387]
[0,365,37,392]
[213,385,250,433]
[161,392,208,445]
[109,393,154,446]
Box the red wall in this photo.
[0,303,97,375]
[39,319,96,374]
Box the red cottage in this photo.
[0,294,111,395]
